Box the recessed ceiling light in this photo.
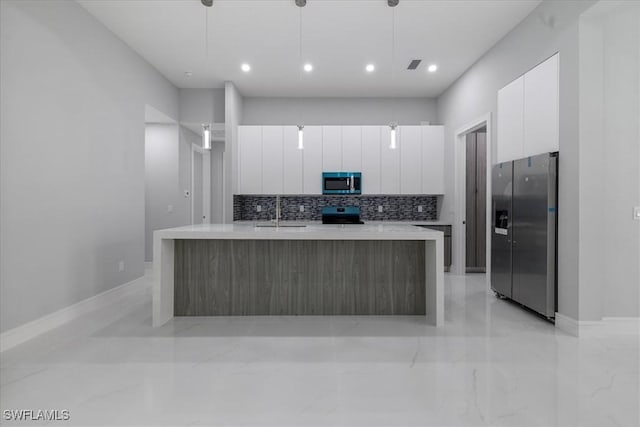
[241,63,251,72]
[184,71,193,78]
[365,64,375,73]
[427,64,438,73]
[303,63,313,73]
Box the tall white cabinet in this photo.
[361,126,382,194]
[237,124,445,195]
[399,126,422,194]
[302,126,323,194]
[497,53,559,163]
[282,126,303,194]
[237,126,262,194]
[261,126,284,194]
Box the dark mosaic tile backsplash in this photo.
[234,195,439,221]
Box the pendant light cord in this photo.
[392,7,396,127]
[299,6,303,128]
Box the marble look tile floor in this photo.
[1,272,638,427]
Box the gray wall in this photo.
[242,97,438,125]
[179,88,225,127]
[0,0,179,332]
[436,0,595,320]
[143,124,197,262]
[579,2,640,319]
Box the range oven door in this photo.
[322,172,361,195]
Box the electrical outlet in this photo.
[167,204,173,213]
[256,205,261,212]
[299,205,304,213]
[418,205,423,213]
[378,205,383,213]
[118,261,125,272]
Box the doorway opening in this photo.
[465,127,487,273]
[453,113,492,278]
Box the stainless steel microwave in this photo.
[322,172,362,195]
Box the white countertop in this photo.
[233,220,452,226]
[154,223,443,241]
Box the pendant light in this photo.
[389,124,397,149]
[202,124,212,150]
[388,5,397,150]
[297,125,304,150]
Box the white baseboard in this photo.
[0,276,148,352]
[555,313,580,336]
[555,313,640,337]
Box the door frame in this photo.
[191,143,211,224]
[453,113,492,281]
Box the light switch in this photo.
[378,205,383,213]
[299,205,304,213]
[256,205,262,212]
[418,205,423,212]
[634,206,640,220]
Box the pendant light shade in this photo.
[297,125,304,150]
[202,124,212,150]
[389,124,397,150]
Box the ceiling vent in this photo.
[407,59,422,70]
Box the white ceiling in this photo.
[78,0,541,98]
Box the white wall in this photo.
[242,97,437,125]
[579,2,640,319]
[144,125,186,261]
[436,0,596,320]
[224,82,243,223]
[0,0,179,332]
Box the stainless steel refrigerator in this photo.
[491,152,558,319]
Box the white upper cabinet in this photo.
[497,76,525,163]
[341,126,362,171]
[282,126,303,194]
[237,126,262,194]
[523,54,559,156]
[322,126,342,171]
[422,125,445,194]
[497,53,559,163]
[361,126,382,194]
[303,126,323,194]
[399,126,422,194]
[261,126,284,194]
[237,124,445,195]
[380,126,401,194]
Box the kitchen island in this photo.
[153,223,444,327]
